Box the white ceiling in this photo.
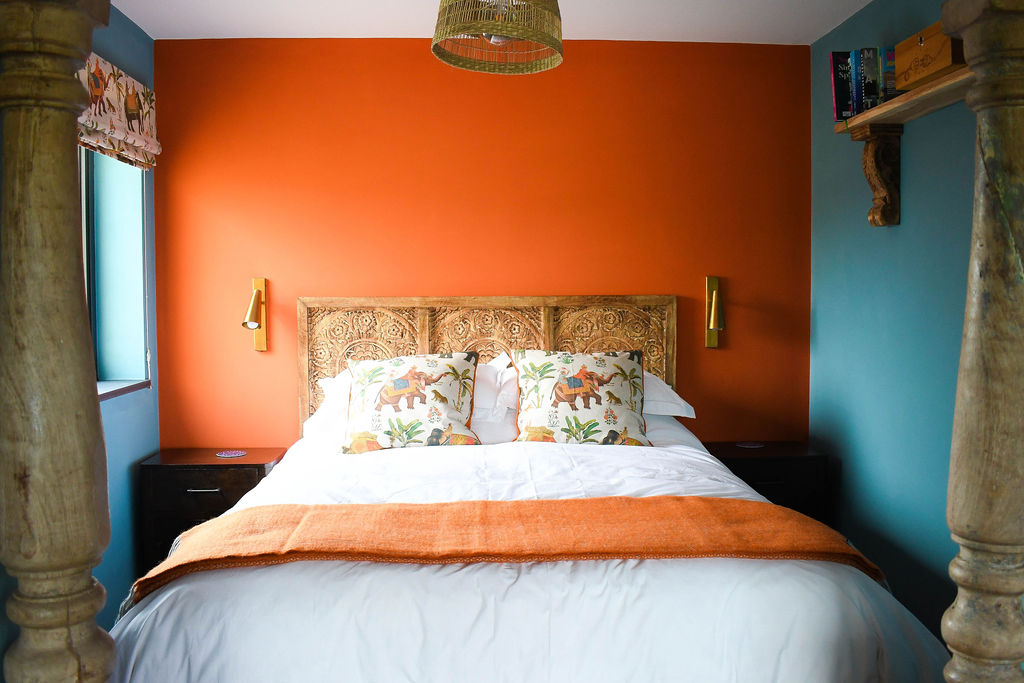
[113,0,873,45]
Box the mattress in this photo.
[111,439,948,682]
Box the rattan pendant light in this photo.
[432,0,563,74]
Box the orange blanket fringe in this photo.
[132,496,882,605]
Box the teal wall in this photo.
[0,6,158,673]
[90,3,160,632]
[810,0,974,634]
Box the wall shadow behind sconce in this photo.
[706,276,723,348]
[242,278,267,351]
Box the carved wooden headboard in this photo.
[297,295,677,423]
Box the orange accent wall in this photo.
[153,39,811,448]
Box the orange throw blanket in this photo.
[131,496,882,605]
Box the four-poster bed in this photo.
[108,295,947,680]
[0,1,1021,681]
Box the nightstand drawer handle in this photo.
[185,487,222,494]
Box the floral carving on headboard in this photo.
[430,307,545,362]
[297,296,677,423]
[553,304,670,381]
[304,306,419,412]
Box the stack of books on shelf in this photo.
[831,47,902,122]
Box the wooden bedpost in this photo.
[0,1,113,681]
[940,2,1024,681]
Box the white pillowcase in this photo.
[471,354,514,422]
[472,409,519,444]
[302,370,352,442]
[319,371,353,403]
[642,373,696,419]
[474,410,699,448]
[302,355,692,448]
[643,414,705,449]
[490,367,695,420]
[471,353,520,444]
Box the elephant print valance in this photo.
[76,53,161,170]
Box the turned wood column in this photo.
[941,2,1024,681]
[0,1,112,682]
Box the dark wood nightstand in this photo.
[703,441,832,525]
[135,447,285,576]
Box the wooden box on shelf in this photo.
[135,447,285,577]
[895,20,965,91]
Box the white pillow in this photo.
[492,366,694,419]
[319,370,353,402]
[494,359,519,416]
[302,370,352,441]
[642,372,696,419]
[469,353,519,444]
[472,363,499,417]
[471,353,515,421]
[643,414,705,449]
[472,408,519,444]
[305,355,680,447]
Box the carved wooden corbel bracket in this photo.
[850,123,904,227]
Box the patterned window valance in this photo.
[76,53,161,170]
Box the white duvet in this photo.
[112,439,948,682]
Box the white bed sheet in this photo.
[112,440,947,682]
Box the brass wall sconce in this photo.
[705,276,724,348]
[242,278,267,352]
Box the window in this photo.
[80,148,150,390]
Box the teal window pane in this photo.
[91,151,147,381]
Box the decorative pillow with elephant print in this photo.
[342,352,481,454]
[511,349,650,447]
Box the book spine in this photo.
[860,47,880,111]
[850,49,863,115]
[882,46,900,101]
[831,51,853,121]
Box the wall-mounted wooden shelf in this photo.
[834,66,973,226]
